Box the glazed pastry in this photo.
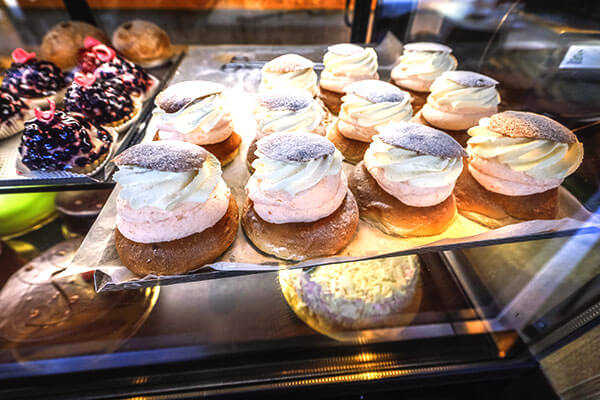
[19,100,113,174]
[65,73,140,133]
[2,49,67,108]
[327,80,412,164]
[319,44,379,114]
[279,256,420,333]
[152,80,241,166]
[349,122,465,236]
[242,132,359,261]
[391,42,457,112]
[247,88,328,169]
[112,20,174,68]
[79,37,156,100]
[113,141,239,276]
[421,70,500,132]
[455,111,583,226]
[259,54,318,97]
[0,88,33,139]
[40,21,110,70]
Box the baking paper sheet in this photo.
[66,42,600,292]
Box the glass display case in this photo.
[0,1,599,398]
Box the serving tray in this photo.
[0,52,184,194]
[64,39,600,292]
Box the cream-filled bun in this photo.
[113,141,238,276]
[259,54,318,97]
[467,111,583,196]
[320,44,379,94]
[153,80,233,146]
[243,132,359,260]
[365,122,466,207]
[338,80,412,142]
[391,42,457,93]
[254,88,326,138]
[422,71,500,131]
[112,20,173,68]
[246,132,347,224]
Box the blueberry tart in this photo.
[19,99,113,174]
[65,73,141,133]
[0,88,33,139]
[2,48,67,109]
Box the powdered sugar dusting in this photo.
[443,71,498,87]
[156,80,224,113]
[489,111,577,144]
[378,122,467,159]
[404,42,452,53]
[113,140,210,172]
[345,80,408,104]
[263,54,314,73]
[257,132,334,162]
[257,88,313,111]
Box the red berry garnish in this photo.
[84,36,103,49]
[74,72,96,87]
[93,44,116,62]
[34,99,56,123]
[12,48,36,64]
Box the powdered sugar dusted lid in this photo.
[345,80,408,104]
[488,111,577,144]
[257,88,313,111]
[327,43,365,56]
[404,42,452,53]
[113,140,211,172]
[155,80,225,113]
[257,132,335,162]
[442,71,498,88]
[263,54,314,73]
[378,122,467,159]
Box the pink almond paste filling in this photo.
[247,174,348,224]
[157,116,233,145]
[366,165,455,207]
[117,180,231,243]
[469,155,562,196]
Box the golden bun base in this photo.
[241,191,359,261]
[115,195,239,276]
[326,122,370,164]
[411,110,470,146]
[454,166,558,228]
[318,87,343,115]
[246,137,258,172]
[349,162,457,236]
[421,104,495,132]
[154,130,241,167]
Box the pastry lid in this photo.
[256,132,335,162]
[344,80,408,104]
[155,80,225,113]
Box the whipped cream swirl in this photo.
[391,50,457,90]
[467,118,583,181]
[428,77,499,112]
[255,99,324,137]
[320,45,379,92]
[249,149,342,196]
[259,68,318,96]
[365,137,463,188]
[114,157,222,210]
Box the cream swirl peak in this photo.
[114,151,223,210]
[391,42,457,91]
[338,81,412,142]
[246,132,347,223]
[467,118,583,182]
[320,44,379,93]
[259,54,318,96]
[428,71,499,112]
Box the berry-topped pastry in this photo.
[64,72,140,133]
[2,48,67,108]
[0,88,33,139]
[79,37,156,100]
[19,99,113,174]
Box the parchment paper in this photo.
[66,42,600,292]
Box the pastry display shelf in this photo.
[0,52,185,195]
